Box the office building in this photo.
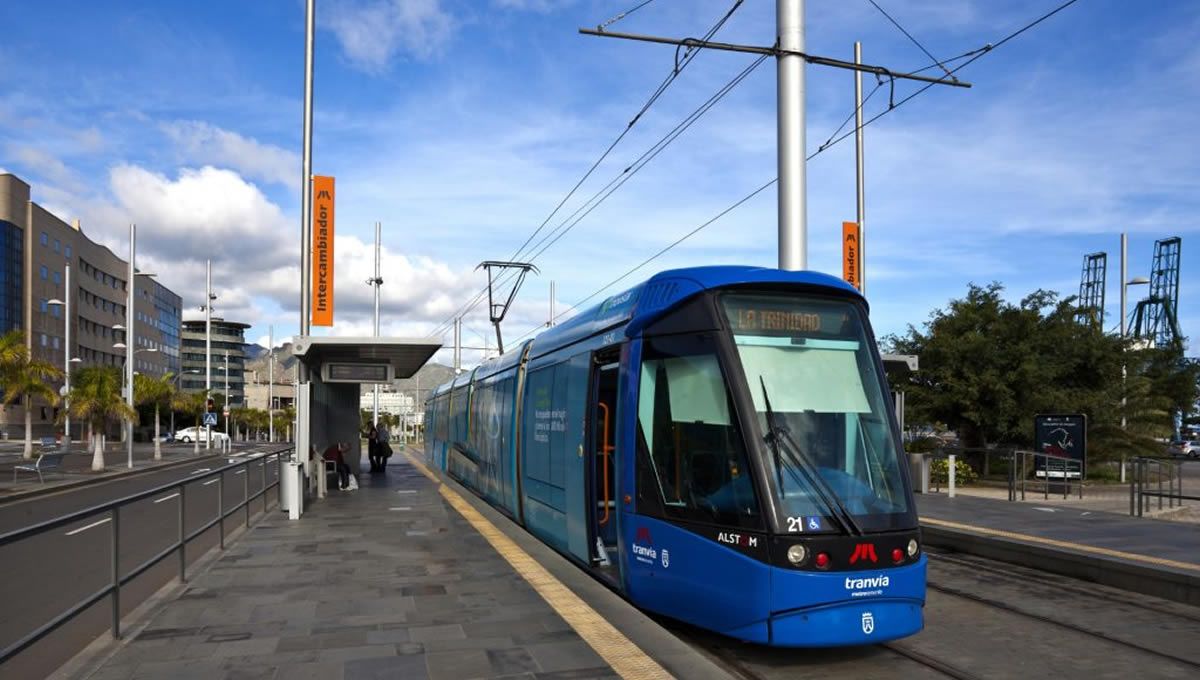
[179,318,249,407]
[0,173,182,437]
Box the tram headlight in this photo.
[907,539,919,557]
[786,544,808,566]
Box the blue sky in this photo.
[1,0,1197,364]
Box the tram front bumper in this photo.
[767,555,926,646]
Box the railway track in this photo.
[667,550,1200,679]
[926,551,1200,672]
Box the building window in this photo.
[52,270,61,285]
[40,232,48,246]
[40,265,48,280]
[39,299,47,313]
[53,239,60,253]
[40,333,47,347]
[52,336,60,349]
[65,245,72,259]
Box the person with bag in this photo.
[367,424,383,473]
[378,423,393,471]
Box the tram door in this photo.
[588,353,620,581]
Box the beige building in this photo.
[0,173,182,438]
[244,380,295,412]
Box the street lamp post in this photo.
[223,351,230,438]
[46,264,77,448]
[113,343,157,469]
[1120,232,1150,484]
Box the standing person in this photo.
[378,422,392,471]
[367,424,381,473]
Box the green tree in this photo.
[135,372,175,461]
[885,283,1139,450]
[0,330,63,459]
[68,366,136,471]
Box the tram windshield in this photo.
[721,293,912,533]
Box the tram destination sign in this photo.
[1033,414,1086,479]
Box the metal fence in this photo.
[0,446,291,664]
[1130,456,1199,517]
[919,448,1084,501]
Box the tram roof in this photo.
[454,266,864,388]
[530,266,861,356]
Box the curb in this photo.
[0,453,224,505]
[921,522,1200,607]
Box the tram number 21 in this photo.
[786,516,820,532]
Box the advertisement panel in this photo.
[311,175,335,326]
[1033,414,1086,479]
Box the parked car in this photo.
[159,431,175,443]
[1167,440,1200,458]
[174,426,229,444]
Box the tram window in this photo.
[636,333,762,529]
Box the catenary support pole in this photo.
[205,260,212,450]
[64,264,71,445]
[268,325,274,443]
[777,0,806,271]
[126,224,135,469]
[1120,232,1128,483]
[854,41,865,294]
[373,221,381,426]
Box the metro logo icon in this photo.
[848,543,878,565]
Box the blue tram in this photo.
[424,266,925,646]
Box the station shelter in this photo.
[287,335,441,515]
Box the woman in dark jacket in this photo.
[367,425,382,472]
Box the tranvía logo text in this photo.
[845,575,889,590]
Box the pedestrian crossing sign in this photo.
[203,412,218,426]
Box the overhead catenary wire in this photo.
[506,0,1084,347]
[430,0,746,338]
[866,0,956,80]
[449,0,1084,351]
[810,0,1083,161]
[457,52,768,339]
[510,176,778,346]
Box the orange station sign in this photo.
[842,221,861,290]
[311,176,335,326]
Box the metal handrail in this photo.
[1014,449,1084,501]
[0,445,292,665]
[1130,456,1198,517]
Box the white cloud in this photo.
[492,0,575,11]
[326,0,455,70]
[160,121,298,187]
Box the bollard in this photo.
[948,454,956,498]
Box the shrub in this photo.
[930,458,978,486]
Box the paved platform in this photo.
[917,493,1200,606]
[71,454,726,680]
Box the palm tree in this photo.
[69,366,136,471]
[174,391,208,455]
[135,372,175,461]
[0,330,63,459]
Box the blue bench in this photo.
[13,452,68,484]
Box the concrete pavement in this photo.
[0,444,290,680]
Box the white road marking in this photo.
[389,507,411,511]
[234,469,246,475]
[396,489,417,494]
[1033,507,1058,513]
[153,492,181,504]
[202,479,219,486]
[65,518,112,536]
[189,468,211,475]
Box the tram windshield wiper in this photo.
[758,377,863,537]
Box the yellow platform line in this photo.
[922,516,1200,573]
[404,452,674,680]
